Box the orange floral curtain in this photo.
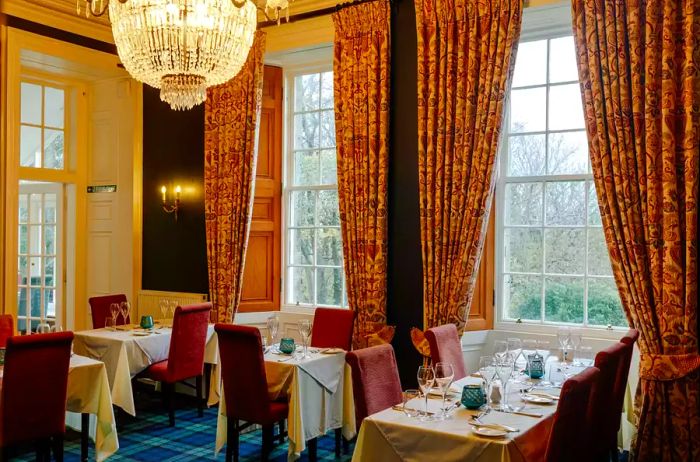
[204,31,266,323]
[416,0,522,332]
[332,0,391,348]
[572,1,700,460]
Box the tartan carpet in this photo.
[14,387,354,461]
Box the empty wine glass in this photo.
[298,320,312,359]
[267,315,279,346]
[159,299,169,321]
[417,366,435,420]
[569,330,583,366]
[493,340,508,362]
[434,362,455,419]
[109,303,120,326]
[536,340,553,387]
[37,321,52,334]
[557,327,571,363]
[120,301,131,325]
[478,356,496,408]
[495,359,514,411]
[403,389,421,418]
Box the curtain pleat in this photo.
[332,0,391,348]
[416,0,522,332]
[571,0,700,459]
[204,31,266,323]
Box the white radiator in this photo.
[136,290,208,319]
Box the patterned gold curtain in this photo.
[333,0,391,348]
[572,1,700,460]
[204,31,266,323]
[416,0,522,332]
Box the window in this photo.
[496,35,625,328]
[20,82,66,170]
[284,70,346,307]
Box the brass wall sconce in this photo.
[161,185,181,221]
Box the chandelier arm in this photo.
[86,0,109,17]
[231,0,249,8]
[257,5,273,21]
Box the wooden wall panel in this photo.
[238,65,282,312]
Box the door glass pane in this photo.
[18,256,28,285]
[44,257,56,287]
[29,257,42,285]
[19,195,29,223]
[29,225,42,255]
[44,225,56,255]
[21,83,42,125]
[44,87,65,129]
[44,194,57,223]
[20,126,42,168]
[44,129,64,169]
[44,289,56,319]
[18,225,28,254]
[30,194,42,223]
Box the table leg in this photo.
[308,437,318,462]
[81,413,89,462]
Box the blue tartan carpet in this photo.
[14,387,354,461]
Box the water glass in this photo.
[109,303,120,324]
[417,366,435,420]
[557,327,571,362]
[569,330,583,365]
[402,390,421,418]
[267,315,279,345]
[478,355,495,407]
[495,360,514,411]
[434,362,455,419]
[493,340,508,362]
[298,320,312,358]
[120,301,132,325]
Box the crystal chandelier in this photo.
[77,0,289,110]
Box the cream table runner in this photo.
[215,349,356,461]
[73,325,218,415]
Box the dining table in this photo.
[352,361,589,462]
[0,354,118,462]
[214,345,356,461]
[72,323,220,416]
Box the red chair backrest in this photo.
[215,323,276,423]
[545,366,600,462]
[310,308,355,351]
[166,303,211,382]
[345,344,403,426]
[0,314,14,348]
[88,294,128,329]
[424,324,467,380]
[0,332,73,446]
[588,343,625,452]
[620,328,639,346]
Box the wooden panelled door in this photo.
[239,66,283,312]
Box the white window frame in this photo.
[494,3,626,338]
[281,60,348,312]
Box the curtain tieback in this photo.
[639,352,700,381]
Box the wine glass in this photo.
[169,301,177,319]
[51,324,63,333]
[478,356,496,408]
[37,322,52,334]
[105,317,115,331]
[507,337,524,377]
[267,315,279,346]
[120,301,132,326]
[402,389,421,418]
[159,299,169,321]
[298,320,312,359]
[536,340,553,387]
[417,366,435,420]
[557,327,571,363]
[109,303,120,326]
[493,340,508,362]
[495,359,514,411]
[569,330,583,366]
[434,362,455,419]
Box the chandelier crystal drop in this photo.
[96,0,258,110]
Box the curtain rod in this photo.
[258,0,392,29]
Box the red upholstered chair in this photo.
[216,324,288,462]
[310,308,355,351]
[0,332,74,461]
[88,294,128,329]
[141,303,211,426]
[0,314,14,348]
[424,324,467,380]
[544,366,600,462]
[620,328,639,346]
[345,344,403,426]
[587,343,626,460]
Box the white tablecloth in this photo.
[215,349,356,460]
[73,324,218,415]
[352,376,559,462]
[65,355,119,461]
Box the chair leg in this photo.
[52,435,64,462]
[226,417,239,462]
[81,413,89,462]
[196,374,204,417]
[278,419,286,444]
[334,428,342,458]
[162,382,176,427]
[308,437,318,462]
[342,433,350,454]
[262,425,274,461]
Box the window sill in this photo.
[494,320,629,341]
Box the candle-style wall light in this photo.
[161,185,181,221]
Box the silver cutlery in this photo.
[494,408,543,418]
[277,356,295,362]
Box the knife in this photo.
[495,409,543,418]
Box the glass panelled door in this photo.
[17,182,63,333]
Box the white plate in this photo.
[521,394,555,404]
[472,426,508,437]
[131,331,151,336]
